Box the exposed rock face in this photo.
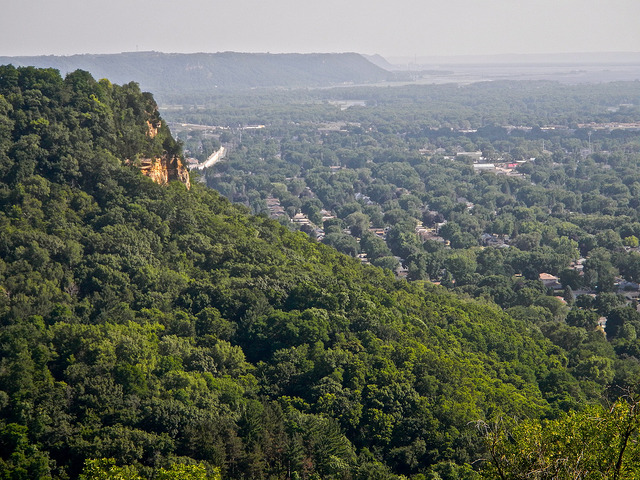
[138,155,191,189]
[146,120,159,138]
[134,116,191,189]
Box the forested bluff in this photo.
[2,65,640,479]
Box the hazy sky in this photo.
[2,0,639,58]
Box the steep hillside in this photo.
[0,52,392,97]
[0,67,582,479]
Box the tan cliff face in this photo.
[138,155,191,189]
[146,120,159,139]
[134,115,191,189]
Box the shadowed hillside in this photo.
[0,52,392,97]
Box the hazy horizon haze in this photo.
[2,0,639,59]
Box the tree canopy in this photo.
[2,66,640,479]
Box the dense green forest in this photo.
[2,65,640,479]
[169,79,640,477]
[174,81,640,326]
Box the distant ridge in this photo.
[363,54,396,71]
[0,51,392,96]
[387,51,640,67]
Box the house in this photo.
[456,151,483,161]
[598,317,607,329]
[320,209,336,222]
[618,280,640,291]
[395,265,409,279]
[292,213,312,226]
[266,197,286,217]
[357,253,370,265]
[368,227,386,239]
[473,163,496,172]
[481,233,507,247]
[569,259,585,273]
[416,227,433,241]
[539,273,562,290]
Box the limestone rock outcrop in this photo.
[131,116,191,189]
[138,155,191,189]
